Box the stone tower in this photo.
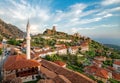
[26,20,31,59]
[52,26,56,32]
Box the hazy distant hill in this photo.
[104,44,120,50]
[0,18,25,39]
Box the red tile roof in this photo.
[54,61,66,67]
[85,66,109,79]
[0,43,2,48]
[70,46,79,50]
[40,60,95,83]
[40,66,57,79]
[93,60,102,64]
[57,47,67,50]
[95,69,109,79]
[53,75,71,83]
[114,61,120,66]
[37,79,54,83]
[4,55,41,71]
[112,72,120,81]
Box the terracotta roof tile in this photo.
[37,79,55,83]
[95,69,109,79]
[4,55,41,71]
[114,61,120,66]
[85,66,109,79]
[53,75,71,83]
[40,60,95,83]
[40,66,57,79]
[54,61,66,67]
[112,72,120,81]
[70,46,79,50]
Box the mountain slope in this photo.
[0,18,25,39]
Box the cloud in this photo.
[71,27,96,33]
[0,0,119,39]
[96,7,120,16]
[101,0,120,6]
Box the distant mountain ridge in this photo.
[104,44,120,50]
[0,18,25,39]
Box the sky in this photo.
[0,0,120,45]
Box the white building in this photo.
[68,46,79,55]
[113,61,120,72]
[56,39,72,42]
[57,47,67,55]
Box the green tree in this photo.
[0,48,2,55]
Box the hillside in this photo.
[0,18,25,40]
[104,44,120,51]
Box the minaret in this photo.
[26,20,31,59]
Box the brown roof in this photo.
[0,43,2,48]
[93,59,102,64]
[40,60,95,83]
[85,66,109,79]
[54,61,66,67]
[95,69,109,79]
[4,55,41,71]
[57,47,67,50]
[112,72,120,81]
[40,66,57,79]
[114,61,120,66]
[53,75,71,83]
[37,79,54,83]
[70,46,79,50]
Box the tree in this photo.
[7,38,22,46]
[0,48,2,55]
[109,78,120,83]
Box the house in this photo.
[37,51,48,58]
[33,47,43,53]
[3,55,41,82]
[113,61,120,72]
[92,59,102,67]
[55,44,66,48]
[46,50,57,55]
[112,72,120,81]
[0,43,3,48]
[68,46,79,55]
[37,50,57,58]
[80,42,89,52]
[56,39,72,43]
[54,61,66,67]
[84,65,110,83]
[94,56,106,62]
[57,47,67,55]
[21,42,27,48]
[43,46,50,51]
[16,38,24,41]
[41,36,51,40]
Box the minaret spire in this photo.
[26,19,31,59]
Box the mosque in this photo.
[2,20,41,82]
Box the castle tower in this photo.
[52,26,56,32]
[26,20,31,59]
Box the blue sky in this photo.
[0,0,120,45]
